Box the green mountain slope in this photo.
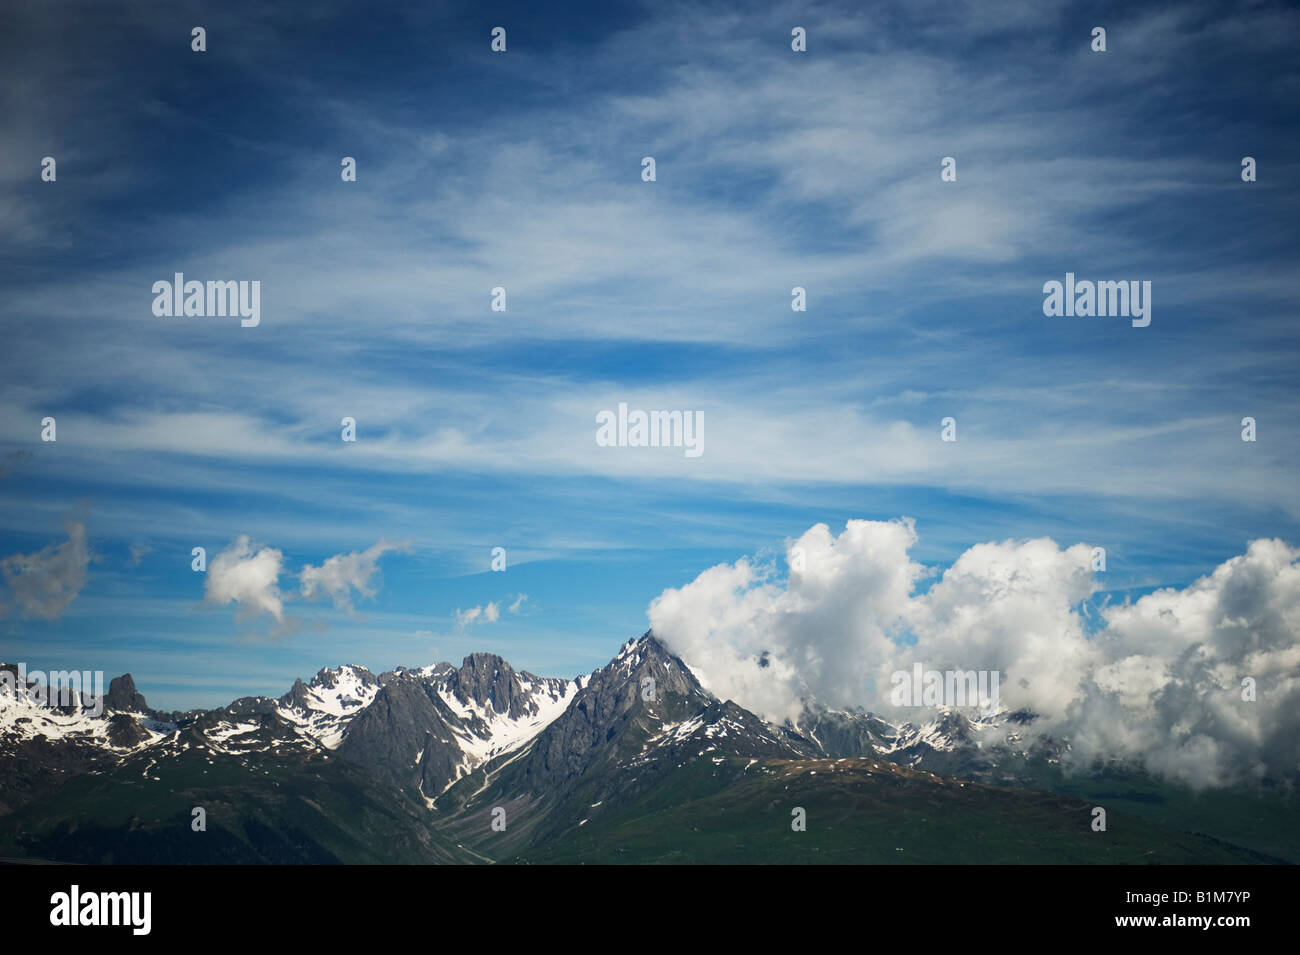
[0,720,478,864]
[516,756,1288,865]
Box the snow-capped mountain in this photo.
[0,653,580,804]
[785,701,1067,785]
[429,634,823,852]
[276,664,381,749]
[2,636,1287,865]
[2,636,1045,810]
[335,652,580,802]
[0,668,169,751]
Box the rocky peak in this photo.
[446,653,528,718]
[280,677,312,710]
[311,664,377,690]
[104,673,149,714]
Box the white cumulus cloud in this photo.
[300,539,408,611]
[649,519,1300,789]
[204,536,286,623]
[456,602,500,630]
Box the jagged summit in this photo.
[104,673,149,713]
[0,633,1053,830]
[1,637,1286,866]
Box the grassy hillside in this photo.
[518,757,1288,864]
[0,738,477,864]
[1018,762,1300,864]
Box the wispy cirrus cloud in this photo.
[1,0,1297,705]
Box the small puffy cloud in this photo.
[204,536,406,631]
[204,536,286,622]
[508,594,528,613]
[455,601,500,630]
[126,542,151,568]
[0,522,90,620]
[299,539,408,611]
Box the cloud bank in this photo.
[649,519,1300,789]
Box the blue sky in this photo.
[2,0,1298,711]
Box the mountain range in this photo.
[1,635,1295,864]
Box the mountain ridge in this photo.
[3,633,1297,864]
